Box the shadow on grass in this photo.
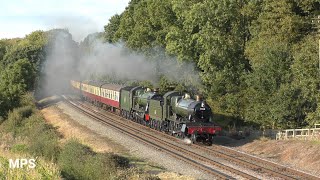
[212,113,262,147]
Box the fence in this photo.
[276,124,320,140]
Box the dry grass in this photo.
[157,172,195,180]
[41,105,125,153]
[41,104,198,180]
[0,149,61,179]
[237,139,320,176]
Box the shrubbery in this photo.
[1,106,61,161]
[23,113,60,161]
[0,95,153,179]
[58,139,129,180]
[2,105,33,135]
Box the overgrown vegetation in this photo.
[58,140,129,180]
[0,24,158,180]
[0,98,153,179]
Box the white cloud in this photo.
[0,0,130,41]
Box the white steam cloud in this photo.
[38,31,201,98]
[79,40,201,86]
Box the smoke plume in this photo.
[37,30,201,98]
[79,40,201,86]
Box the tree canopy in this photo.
[104,0,320,129]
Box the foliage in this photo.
[0,154,61,180]
[104,0,320,129]
[0,0,319,130]
[0,58,36,117]
[24,113,60,161]
[104,14,122,43]
[58,140,129,180]
[2,106,33,134]
[1,103,60,161]
[0,30,48,118]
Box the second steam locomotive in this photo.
[71,80,221,145]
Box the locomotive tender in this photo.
[71,80,221,145]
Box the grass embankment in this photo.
[0,95,158,179]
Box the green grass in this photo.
[11,143,28,153]
[58,139,129,180]
[0,94,160,179]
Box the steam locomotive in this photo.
[70,80,221,145]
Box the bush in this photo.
[24,114,60,161]
[0,154,61,179]
[3,106,33,135]
[11,143,28,153]
[58,140,129,180]
[19,93,36,108]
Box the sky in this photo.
[0,0,130,41]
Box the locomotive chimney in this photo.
[196,95,201,101]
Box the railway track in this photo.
[63,96,257,179]
[63,95,320,179]
[97,102,320,180]
[199,145,319,180]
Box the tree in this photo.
[104,15,121,43]
[242,0,318,128]
[0,59,35,117]
[102,0,320,128]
